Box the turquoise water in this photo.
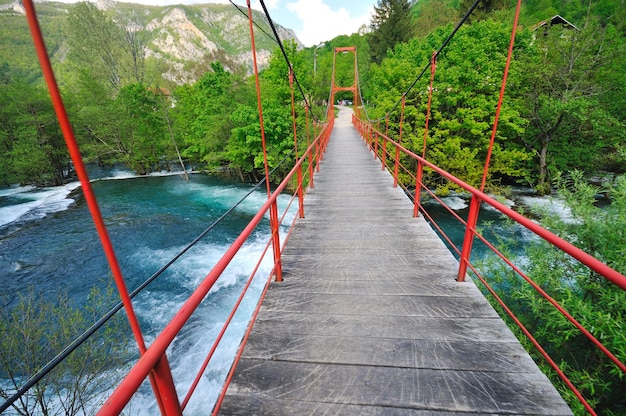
[0,172,290,414]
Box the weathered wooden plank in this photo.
[224,360,571,415]
[219,396,504,416]
[240,333,537,372]
[258,293,500,318]
[259,276,481,296]
[247,314,517,343]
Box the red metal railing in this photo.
[97,120,332,415]
[16,0,625,413]
[352,114,626,415]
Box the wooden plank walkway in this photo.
[218,108,572,415]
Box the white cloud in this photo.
[250,0,280,11]
[286,0,371,47]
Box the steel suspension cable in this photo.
[228,0,278,45]
[355,48,375,121]
[246,0,283,282]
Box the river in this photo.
[0,169,564,414]
[0,168,296,414]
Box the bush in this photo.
[478,171,626,415]
[0,286,130,416]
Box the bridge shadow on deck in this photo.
[219,107,572,415]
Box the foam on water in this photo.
[125,230,275,414]
[440,195,468,210]
[518,194,576,223]
[0,182,81,227]
[0,167,195,229]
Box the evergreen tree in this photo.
[367,0,415,64]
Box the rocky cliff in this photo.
[0,0,302,84]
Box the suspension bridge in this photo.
[4,0,626,415]
[216,107,571,414]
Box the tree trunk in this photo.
[537,137,550,195]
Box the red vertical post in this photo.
[23,0,182,413]
[353,49,358,114]
[383,115,389,170]
[306,106,314,189]
[381,135,387,171]
[289,69,304,219]
[246,0,282,282]
[375,121,381,159]
[457,0,522,282]
[373,130,379,160]
[414,52,437,218]
[393,95,406,188]
[315,128,322,173]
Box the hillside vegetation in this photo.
[0,0,624,191]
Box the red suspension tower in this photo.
[329,46,359,119]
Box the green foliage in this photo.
[172,61,252,171]
[113,83,169,174]
[367,19,533,191]
[478,171,626,414]
[513,20,626,194]
[65,2,128,93]
[225,42,307,183]
[0,71,70,186]
[411,0,459,38]
[0,286,130,416]
[519,0,626,29]
[459,0,509,22]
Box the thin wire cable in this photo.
[356,52,375,121]
[228,0,278,44]
[256,0,319,123]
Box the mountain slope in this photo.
[0,0,301,84]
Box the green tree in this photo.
[114,83,168,174]
[367,20,532,191]
[65,2,126,93]
[0,287,129,416]
[172,62,247,170]
[367,0,415,64]
[514,20,626,194]
[459,0,508,22]
[0,70,69,186]
[226,41,305,182]
[412,0,459,38]
[68,71,126,167]
[65,2,147,95]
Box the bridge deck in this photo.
[219,108,572,415]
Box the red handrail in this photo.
[97,121,332,415]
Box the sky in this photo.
[250,0,376,47]
[124,0,378,47]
